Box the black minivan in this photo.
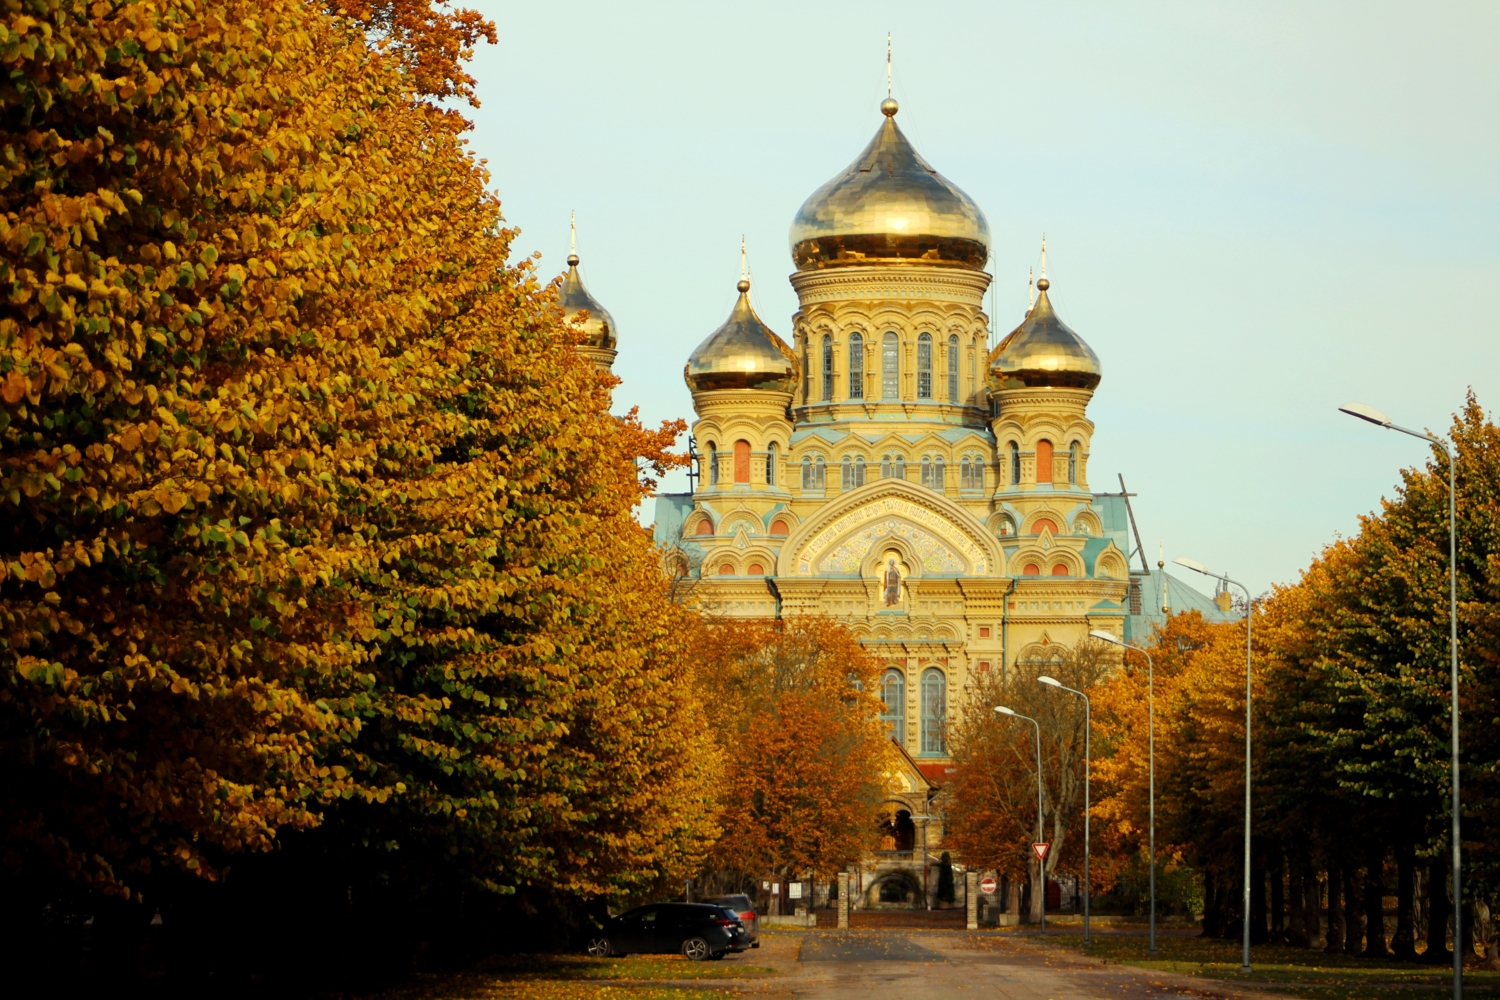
[587,903,749,961]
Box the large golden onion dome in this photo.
[990,276,1102,390]
[559,249,616,351]
[789,99,990,270]
[685,277,798,393]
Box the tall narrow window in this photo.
[934,456,945,490]
[1010,441,1021,485]
[1036,439,1054,484]
[920,457,932,488]
[814,456,826,489]
[801,455,813,489]
[767,443,778,486]
[848,333,864,399]
[881,454,892,479]
[733,440,750,483]
[947,335,959,402]
[708,443,718,486]
[895,455,906,479]
[841,456,853,491]
[882,332,899,399]
[917,333,932,399]
[961,457,973,489]
[821,335,834,401]
[881,668,906,744]
[920,667,946,754]
[969,349,976,399]
[853,456,866,488]
[1069,441,1079,484]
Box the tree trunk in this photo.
[1462,900,1476,965]
[1252,854,1270,944]
[1392,840,1417,960]
[1271,847,1288,943]
[1286,849,1306,947]
[1028,857,1044,924]
[1325,864,1345,953]
[1363,846,1390,958]
[1201,869,1218,938]
[1426,854,1451,964]
[1344,863,1364,956]
[1303,858,1322,948]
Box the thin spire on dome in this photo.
[570,210,577,261]
[1028,267,1035,311]
[887,33,892,98]
[740,235,748,282]
[1040,233,1048,282]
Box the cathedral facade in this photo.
[570,96,1216,906]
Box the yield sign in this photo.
[1031,842,1050,861]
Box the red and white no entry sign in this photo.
[1031,842,1050,861]
[979,876,997,894]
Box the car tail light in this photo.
[713,917,735,927]
[741,911,755,920]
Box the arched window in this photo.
[920,457,932,488]
[1069,441,1079,484]
[969,349,976,398]
[734,440,751,483]
[801,455,813,489]
[1036,439,1053,484]
[881,454,893,479]
[934,456,945,490]
[821,334,834,401]
[917,333,932,398]
[882,332,899,399]
[814,455,826,489]
[841,456,852,490]
[960,457,973,489]
[881,668,906,744]
[920,667,946,754]
[1022,563,1040,576]
[708,442,718,486]
[1010,441,1021,485]
[695,518,714,537]
[853,456,866,488]
[770,517,790,536]
[1052,563,1069,576]
[895,454,906,479]
[947,335,959,402]
[848,333,864,399]
[766,443,777,486]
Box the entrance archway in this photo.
[877,807,916,852]
[866,870,925,909]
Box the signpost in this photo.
[979,876,997,895]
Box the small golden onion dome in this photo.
[989,277,1102,390]
[789,98,990,270]
[559,251,616,351]
[684,277,799,393]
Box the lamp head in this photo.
[1174,556,1210,576]
[994,705,1016,716]
[1088,629,1122,646]
[1037,675,1062,688]
[1339,401,1391,428]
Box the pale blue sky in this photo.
[462,0,1499,596]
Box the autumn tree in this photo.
[0,0,716,970]
[692,617,894,895]
[946,639,1111,923]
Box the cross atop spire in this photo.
[568,211,579,266]
[887,33,892,98]
[740,235,748,281]
[1040,233,1048,281]
[1028,267,1035,310]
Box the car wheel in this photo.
[585,936,613,958]
[682,937,711,961]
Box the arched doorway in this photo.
[867,870,925,909]
[877,807,916,853]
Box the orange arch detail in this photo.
[1051,564,1069,577]
[1036,439,1053,483]
[734,440,751,483]
[1022,564,1040,576]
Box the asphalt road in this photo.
[717,930,1292,1000]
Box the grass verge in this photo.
[1038,932,1500,999]
[361,952,776,1000]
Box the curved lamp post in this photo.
[996,705,1045,930]
[1038,674,1091,945]
[1175,556,1253,973]
[1090,629,1156,954]
[1341,401,1462,1000]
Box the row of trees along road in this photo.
[943,396,1500,964]
[0,0,752,989]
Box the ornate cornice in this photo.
[791,264,992,309]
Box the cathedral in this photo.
[564,95,1229,909]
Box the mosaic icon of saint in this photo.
[883,557,902,606]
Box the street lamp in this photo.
[1341,401,1463,1000]
[1175,556,1253,973]
[995,705,1045,930]
[1038,674,1091,944]
[1090,629,1157,954]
